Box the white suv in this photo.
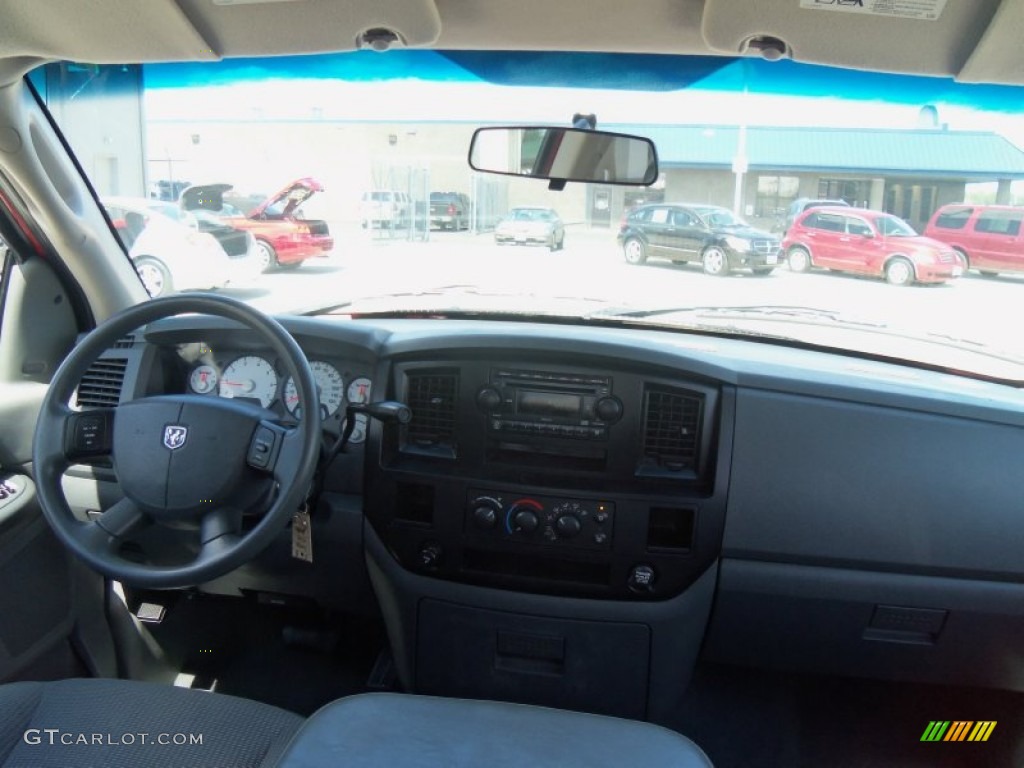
[360,190,410,229]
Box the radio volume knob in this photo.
[476,386,502,412]
[595,396,623,423]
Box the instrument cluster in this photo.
[179,344,372,441]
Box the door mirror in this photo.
[469,127,658,185]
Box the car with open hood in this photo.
[4,2,1024,768]
[181,179,333,272]
[102,197,254,297]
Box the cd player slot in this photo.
[506,381,596,394]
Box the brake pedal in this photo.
[135,602,166,624]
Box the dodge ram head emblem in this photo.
[162,425,188,450]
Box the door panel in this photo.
[0,255,114,683]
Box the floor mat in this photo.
[137,592,388,716]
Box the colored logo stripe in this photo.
[968,722,997,742]
[944,721,973,741]
[921,722,950,741]
[922,721,997,742]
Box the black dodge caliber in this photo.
[618,202,781,276]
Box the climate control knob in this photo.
[555,514,582,538]
[511,509,540,534]
[471,499,501,530]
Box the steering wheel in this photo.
[32,294,321,589]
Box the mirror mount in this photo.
[572,113,597,130]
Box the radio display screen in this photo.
[517,390,581,418]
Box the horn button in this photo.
[113,398,262,519]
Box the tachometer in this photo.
[189,364,218,394]
[284,361,344,418]
[219,355,278,408]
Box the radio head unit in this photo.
[476,369,622,440]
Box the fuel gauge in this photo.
[189,364,219,394]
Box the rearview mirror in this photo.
[469,127,658,186]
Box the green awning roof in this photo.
[610,125,1024,180]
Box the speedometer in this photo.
[284,361,344,418]
[219,355,278,408]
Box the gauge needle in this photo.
[222,379,255,393]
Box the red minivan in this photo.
[924,204,1024,276]
[782,206,962,286]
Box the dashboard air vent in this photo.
[76,357,128,408]
[640,385,702,474]
[405,369,459,458]
[113,334,136,349]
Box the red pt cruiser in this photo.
[182,178,334,272]
[782,206,963,286]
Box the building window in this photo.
[817,178,870,206]
[756,175,799,218]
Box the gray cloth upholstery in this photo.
[0,678,302,768]
[276,692,714,768]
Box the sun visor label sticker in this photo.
[800,0,947,21]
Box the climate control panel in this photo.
[466,489,614,550]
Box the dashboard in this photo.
[69,313,1024,720]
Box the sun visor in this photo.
[0,0,217,66]
[956,0,1024,84]
[176,0,442,56]
[701,0,1001,80]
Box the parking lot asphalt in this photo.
[215,225,1024,363]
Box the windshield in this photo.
[696,208,746,229]
[30,52,1024,381]
[876,215,917,237]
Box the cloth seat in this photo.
[0,678,302,768]
[277,692,713,768]
[0,681,713,767]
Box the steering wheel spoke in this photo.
[63,408,116,462]
[200,505,243,545]
[74,497,151,552]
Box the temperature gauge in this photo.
[189,364,219,394]
[347,377,372,404]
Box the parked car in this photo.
[140,199,262,272]
[781,197,850,234]
[783,206,963,285]
[429,191,470,230]
[494,206,565,250]
[924,203,1024,276]
[147,178,191,202]
[181,178,333,272]
[360,190,411,229]
[102,197,253,297]
[618,203,781,275]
